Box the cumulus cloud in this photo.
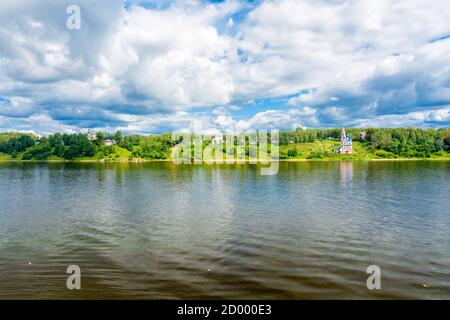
[0,0,449,134]
[354,106,450,127]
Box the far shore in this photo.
[1,158,449,163]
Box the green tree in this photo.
[287,148,298,158]
[22,144,52,160]
[95,132,105,145]
[114,131,123,144]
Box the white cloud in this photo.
[208,106,318,132]
[354,106,450,127]
[102,4,237,109]
[233,0,450,116]
[0,0,449,134]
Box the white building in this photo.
[102,139,116,146]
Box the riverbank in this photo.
[1,157,449,163]
[1,138,450,162]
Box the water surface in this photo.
[0,161,449,299]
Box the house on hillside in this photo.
[334,128,353,154]
[102,139,116,146]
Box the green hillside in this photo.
[0,147,132,162]
[279,140,376,160]
[0,152,12,160]
[279,140,449,160]
[1,128,449,162]
[75,146,132,161]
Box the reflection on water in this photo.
[0,161,449,299]
[340,161,353,189]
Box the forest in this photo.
[0,127,449,161]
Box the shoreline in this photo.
[1,158,449,163]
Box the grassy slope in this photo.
[76,146,132,161]
[0,152,12,160]
[0,146,132,161]
[199,140,377,161]
[1,143,449,161]
[279,140,375,159]
[280,140,450,160]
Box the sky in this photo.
[0,0,449,135]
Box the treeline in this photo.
[0,131,176,160]
[0,133,100,160]
[367,128,450,158]
[0,127,449,160]
[0,133,35,156]
[120,134,175,159]
[280,127,450,158]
